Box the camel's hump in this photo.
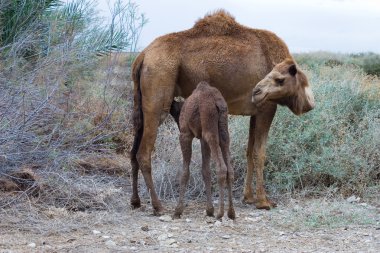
[192,9,241,36]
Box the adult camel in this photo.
[130,10,315,215]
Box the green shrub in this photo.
[229,64,380,196]
[295,52,380,76]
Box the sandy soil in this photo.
[0,197,379,253]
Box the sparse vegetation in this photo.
[0,0,146,211]
[151,54,380,201]
[295,51,380,76]
[0,2,379,249]
[263,64,379,196]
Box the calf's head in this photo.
[252,58,315,115]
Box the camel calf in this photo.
[173,81,235,220]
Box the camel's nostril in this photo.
[253,89,262,96]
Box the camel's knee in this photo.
[180,170,190,184]
[203,134,219,146]
[217,169,227,185]
[254,145,266,158]
[228,173,234,185]
[136,152,151,172]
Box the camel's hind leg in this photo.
[173,132,193,219]
[205,134,227,220]
[219,129,235,219]
[136,110,164,215]
[200,139,214,217]
[136,80,176,215]
[130,126,143,208]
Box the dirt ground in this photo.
[0,196,379,253]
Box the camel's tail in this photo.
[131,52,145,157]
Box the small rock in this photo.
[221,235,231,239]
[214,220,222,227]
[159,215,172,222]
[292,205,302,212]
[161,238,177,246]
[102,235,110,239]
[158,234,168,241]
[92,230,101,235]
[28,243,36,248]
[170,242,179,247]
[105,240,116,247]
[248,212,261,217]
[346,195,360,203]
[279,231,286,236]
[205,216,214,223]
[141,225,149,231]
[185,218,192,223]
[245,216,261,222]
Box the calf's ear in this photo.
[289,64,297,76]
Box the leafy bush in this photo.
[0,0,145,191]
[229,63,379,196]
[295,51,380,76]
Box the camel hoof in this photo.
[130,197,141,209]
[173,207,183,219]
[216,212,224,220]
[172,213,181,219]
[227,209,236,220]
[153,207,165,216]
[206,207,214,217]
[242,196,255,205]
[255,199,276,210]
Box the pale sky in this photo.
[97,0,380,53]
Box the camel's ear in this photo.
[289,64,297,76]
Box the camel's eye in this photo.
[275,78,285,86]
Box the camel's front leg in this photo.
[243,116,256,204]
[244,106,277,210]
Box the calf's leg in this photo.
[200,139,214,217]
[218,114,235,219]
[173,132,193,218]
[206,135,227,220]
[219,135,235,219]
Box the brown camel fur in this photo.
[173,81,235,220]
[130,10,315,215]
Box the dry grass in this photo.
[1,51,379,237]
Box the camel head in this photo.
[251,58,315,115]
